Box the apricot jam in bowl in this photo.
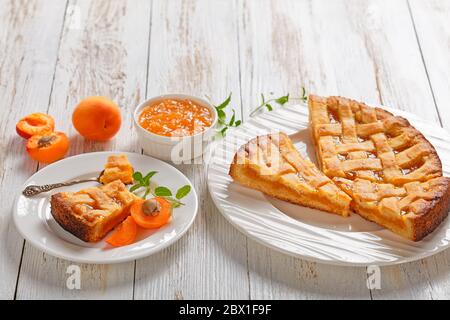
[134,94,217,161]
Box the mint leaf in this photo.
[154,186,172,197]
[265,103,273,111]
[229,109,236,126]
[275,94,289,105]
[143,171,157,184]
[217,109,226,122]
[213,92,242,138]
[176,185,191,199]
[129,183,143,192]
[133,171,143,183]
[216,93,232,110]
[171,201,182,208]
[220,127,228,137]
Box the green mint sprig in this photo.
[214,93,242,137]
[130,171,191,208]
[208,87,307,137]
[249,87,308,117]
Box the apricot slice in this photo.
[72,96,122,141]
[106,216,137,247]
[16,113,55,139]
[26,131,70,164]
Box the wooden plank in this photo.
[368,0,450,300]
[133,0,250,300]
[370,0,450,300]
[15,0,152,299]
[238,0,443,299]
[0,0,68,300]
[409,0,450,127]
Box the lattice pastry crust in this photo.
[309,95,450,240]
[229,132,352,216]
[51,180,137,242]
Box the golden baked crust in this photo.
[229,132,352,216]
[99,154,134,185]
[309,94,450,241]
[335,177,450,240]
[51,180,137,242]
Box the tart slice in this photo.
[334,177,450,241]
[51,180,138,242]
[99,154,134,185]
[229,132,352,216]
[309,94,450,240]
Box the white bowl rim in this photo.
[133,93,218,142]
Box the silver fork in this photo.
[22,171,104,197]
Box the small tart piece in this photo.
[99,154,134,185]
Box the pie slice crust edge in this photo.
[229,132,352,216]
[51,180,137,242]
[309,94,450,241]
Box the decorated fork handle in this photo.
[22,178,98,197]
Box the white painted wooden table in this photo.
[1,0,449,300]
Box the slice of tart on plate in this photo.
[229,132,352,216]
[309,94,450,241]
[14,151,198,264]
[51,180,138,242]
[51,153,137,243]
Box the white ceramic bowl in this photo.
[133,94,218,162]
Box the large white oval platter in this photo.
[14,151,198,264]
[207,104,450,266]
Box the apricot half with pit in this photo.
[26,131,69,164]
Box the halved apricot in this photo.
[16,113,55,139]
[26,131,70,164]
[130,197,172,229]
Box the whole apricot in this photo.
[72,96,122,141]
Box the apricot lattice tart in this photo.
[99,154,134,185]
[51,180,138,242]
[229,132,352,216]
[309,95,450,241]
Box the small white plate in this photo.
[208,104,450,266]
[14,152,198,264]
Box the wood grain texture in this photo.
[15,0,151,299]
[369,0,450,300]
[133,0,250,300]
[366,0,450,300]
[2,0,449,300]
[0,0,68,300]
[409,0,449,128]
